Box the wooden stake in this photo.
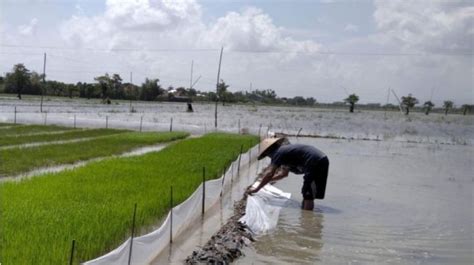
[128,203,137,265]
[202,167,206,216]
[69,239,75,265]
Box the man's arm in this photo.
[270,166,289,182]
[246,164,278,195]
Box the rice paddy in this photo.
[0,131,189,177]
[0,124,74,136]
[0,133,258,264]
[0,128,129,147]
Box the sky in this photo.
[0,0,472,105]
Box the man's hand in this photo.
[245,186,258,196]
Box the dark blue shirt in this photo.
[269,144,326,174]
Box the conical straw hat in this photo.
[258,137,285,160]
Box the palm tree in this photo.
[423,101,434,115]
[401,94,419,115]
[344,94,359,113]
[443,100,454,115]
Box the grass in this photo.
[0,123,17,127]
[0,128,130,147]
[0,131,189,177]
[0,133,259,264]
[0,124,74,136]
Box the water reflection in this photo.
[250,208,325,264]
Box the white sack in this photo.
[239,182,291,234]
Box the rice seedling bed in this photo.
[0,124,74,136]
[0,133,258,264]
[0,128,130,147]
[0,131,189,177]
[0,123,17,127]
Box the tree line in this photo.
[0,63,317,106]
[0,63,472,115]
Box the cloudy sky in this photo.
[1,0,472,105]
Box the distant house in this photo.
[168,93,192,102]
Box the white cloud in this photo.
[199,7,320,53]
[18,18,38,36]
[373,0,473,53]
[344,23,359,32]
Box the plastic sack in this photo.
[239,182,291,234]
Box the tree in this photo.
[140,78,164,101]
[443,100,453,115]
[423,101,435,115]
[344,94,359,113]
[401,94,418,115]
[110,74,123,99]
[5,64,31,99]
[94,74,111,103]
[461,104,472,115]
[27,71,44,95]
[306,97,316,106]
[217,80,230,105]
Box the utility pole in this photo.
[190,60,193,89]
[214,46,223,129]
[391,89,404,114]
[384,87,390,118]
[40,52,46,113]
[129,72,133,111]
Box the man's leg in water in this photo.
[301,175,317,211]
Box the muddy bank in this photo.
[185,194,254,264]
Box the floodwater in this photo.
[237,137,473,265]
[0,96,472,145]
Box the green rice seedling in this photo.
[0,123,17,127]
[0,133,258,264]
[0,131,189,177]
[0,128,129,147]
[0,124,74,136]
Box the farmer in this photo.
[246,137,329,211]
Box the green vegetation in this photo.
[0,131,189,176]
[0,133,258,264]
[0,124,74,136]
[0,128,129,147]
[443,100,454,115]
[344,93,359,113]
[401,94,419,115]
[0,123,17,127]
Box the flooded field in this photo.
[1,96,472,264]
[238,137,473,265]
[0,96,472,145]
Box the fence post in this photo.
[202,167,206,216]
[248,148,251,168]
[139,116,143,132]
[220,166,226,197]
[14,106,17,124]
[105,116,109,129]
[169,186,173,244]
[74,115,77,129]
[128,203,137,265]
[237,145,243,175]
[297,128,303,138]
[44,112,47,125]
[238,119,240,134]
[170,117,173,132]
[69,239,75,265]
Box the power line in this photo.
[1,44,471,56]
